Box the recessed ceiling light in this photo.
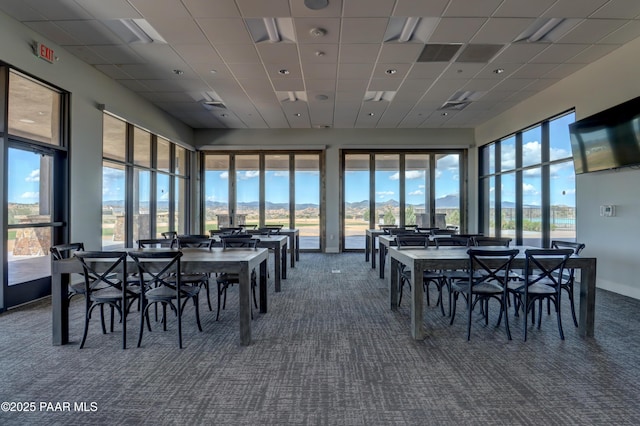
[315,94,329,101]
[441,112,448,116]
[173,69,184,75]
[385,68,397,75]
[210,69,217,74]
[220,113,227,117]
[368,113,375,116]
[278,69,290,75]
[304,0,329,10]
[493,68,505,74]
[310,27,327,37]
[294,113,301,117]
[315,51,325,57]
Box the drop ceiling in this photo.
[2,0,640,129]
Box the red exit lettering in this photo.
[35,42,55,63]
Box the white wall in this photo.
[196,128,475,252]
[0,11,194,250]
[475,36,640,299]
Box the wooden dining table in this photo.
[51,247,269,347]
[388,245,598,341]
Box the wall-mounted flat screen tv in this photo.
[569,96,640,174]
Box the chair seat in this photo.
[451,280,503,295]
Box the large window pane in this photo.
[550,112,575,161]
[7,71,61,146]
[265,155,289,226]
[133,168,151,242]
[174,177,187,235]
[500,136,516,171]
[500,172,516,240]
[405,154,429,227]
[156,173,170,237]
[236,155,259,228]
[435,153,460,229]
[205,155,230,231]
[7,148,54,284]
[103,115,126,162]
[133,127,151,167]
[295,154,320,249]
[550,162,576,241]
[375,154,399,227]
[157,137,171,172]
[522,125,542,167]
[344,154,369,249]
[175,146,187,176]
[523,167,542,246]
[102,162,125,249]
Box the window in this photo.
[341,150,466,250]
[102,114,191,248]
[479,111,576,246]
[204,151,324,250]
[3,69,68,310]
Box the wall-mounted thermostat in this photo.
[600,205,616,217]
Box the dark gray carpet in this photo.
[1,253,639,425]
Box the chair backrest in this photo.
[73,251,128,293]
[415,227,438,234]
[389,227,415,236]
[551,240,585,255]
[222,236,259,249]
[403,224,418,230]
[431,229,458,236]
[467,248,519,288]
[523,248,574,291]
[161,231,177,240]
[258,227,280,236]
[472,236,512,247]
[219,227,243,235]
[434,236,470,248]
[137,238,174,249]
[127,250,183,290]
[50,242,84,260]
[396,234,429,249]
[241,224,258,230]
[175,236,213,249]
[380,225,397,234]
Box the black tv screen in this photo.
[569,96,640,174]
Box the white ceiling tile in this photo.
[299,44,339,63]
[371,63,411,79]
[600,20,640,44]
[471,18,535,44]
[174,44,224,64]
[338,44,381,63]
[492,0,557,18]
[530,44,590,63]
[343,0,395,18]
[264,63,303,79]
[89,45,144,64]
[235,0,291,17]
[55,20,124,45]
[567,44,622,64]
[591,0,640,18]
[256,43,300,63]
[74,0,142,19]
[338,63,374,79]
[443,0,503,18]
[64,45,108,64]
[543,63,584,79]
[127,0,191,18]
[541,0,610,18]
[439,63,485,79]
[226,63,268,79]
[509,63,558,78]
[378,43,423,63]
[25,0,92,20]
[0,0,45,21]
[368,78,402,91]
[147,18,209,44]
[336,80,369,93]
[392,0,450,17]
[492,43,549,63]
[294,18,341,43]
[407,63,449,79]
[341,18,389,43]
[290,0,343,17]
[24,21,80,45]
[559,19,629,44]
[429,17,487,43]
[305,79,337,91]
[301,63,338,80]
[197,18,254,44]
[271,78,305,91]
[182,0,241,17]
[213,44,261,63]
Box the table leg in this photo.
[365,233,370,262]
[289,235,295,268]
[259,259,267,313]
[295,235,300,262]
[379,244,386,279]
[238,264,252,346]
[51,265,69,345]
[410,263,425,340]
[390,258,399,310]
[372,236,377,269]
[579,261,597,337]
[274,246,281,293]
[282,244,287,279]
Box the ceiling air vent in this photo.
[439,90,485,111]
[455,44,503,63]
[417,44,462,62]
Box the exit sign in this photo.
[34,42,55,63]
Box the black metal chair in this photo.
[396,234,447,315]
[73,251,133,349]
[50,242,93,301]
[128,250,202,348]
[551,240,586,327]
[216,237,259,320]
[509,248,574,341]
[161,231,177,240]
[172,236,214,311]
[434,236,471,316]
[450,249,519,340]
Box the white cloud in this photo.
[220,171,229,179]
[376,191,394,196]
[409,190,424,196]
[25,169,40,182]
[523,183,537,193]
[20,191,38,199]
[238,170,259,180]
[273,171,289,177]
